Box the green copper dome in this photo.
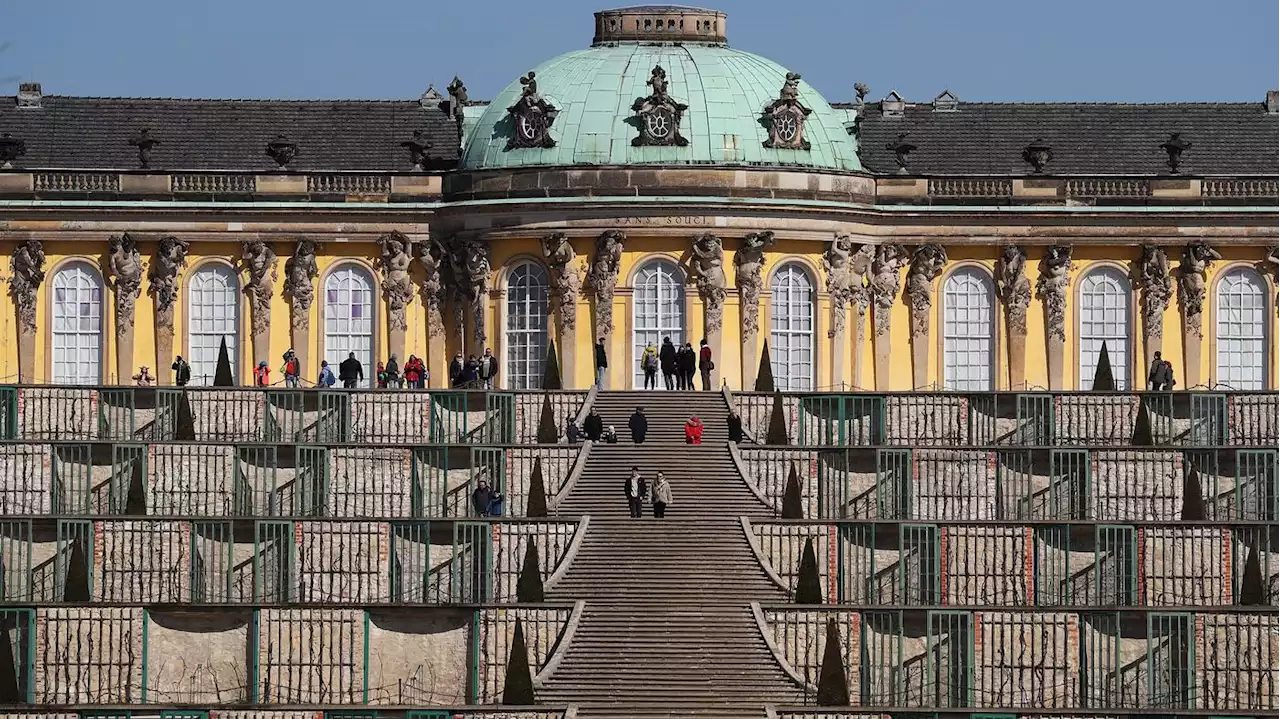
[458,41,861,172]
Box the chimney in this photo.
[881,90,905,118]
[16,83,42,109]
[1267,89,1278,114]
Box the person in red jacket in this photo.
[253,361,270,387]
[684,415,704,445]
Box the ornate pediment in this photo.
[762,72,812,150]
[505,72,559,150]
[631,65,689,147]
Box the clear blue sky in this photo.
[2,0,1276,103]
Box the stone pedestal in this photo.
[705,322,723,390]
[116,328,135,385]
[291,325,311,384]
[1007,326,1026,390]
[1047,337,1065,390]
[741,329,758,392]
[1183,331,1203,387]
[829,326,846,391]
[17,330,35,384]
[155,322,175,387]
[851,312,867,390]
[252,324,271,371]
[558,323,577,390]
[874,326,892,391]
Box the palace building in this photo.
[0,5,1276,391]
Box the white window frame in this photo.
[1077,267,1133,390]
[769,263,815,391]
[632,259,686,389]
[504,262,550,389]
[186,264,241,386]
[323,264,376,388]
[942,267,996,391]
[50,262,104,385]
[1215,267,1268,390]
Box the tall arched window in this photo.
[1215,267,1268,390]
[324,264,375,388]
[1078,267,1132,390]
[769,263,814,390]
[50,262,103,385]
[942,267,995,391]
[187,265,241,386]
[505,262,550,389]
[632,259,685,389]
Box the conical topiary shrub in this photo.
[781,463,804,519]
[536,394,558,444]
[1239,545,1266,606]
[795,536,823,604]
[1131,394,1154,446]
[1091,341,1116,391]
[175,390,197,441]
[525,457,549,518]
[766,391,790,445]
[516,542,545,603]
[755,340,776,392]
[63,537,91,601]
[541,338,563,390]
[1180,467,1205,521]
[817,617,850,705]
[502,619,536,704]
[0,613,18,702]
[213,336,234,387]
[125,455,147,515]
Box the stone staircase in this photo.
[542,390,805,718]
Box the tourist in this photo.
[594,338,608,389]
[318,360,336,388]
[478,347,498,389]
[376,362,388,389]
[463,354,481,387]
[659,336,677,390]
[680,343,697,391]
[584,409,604,441]
[673,343,687,390]
[253,361,270,387]
[698,339,714,390]
[171,355,191,387]
[403,355,421,388]
[281,349,300,388]
[727,411,744,443]
[685,414,704,444]
[339,352,364,388]
[1163,360,1177,390]
[628,406,648,444]
[602,425,619,444]
[624,467,648,519]
[566,418,582,444]
[132,366,155,386]
[471,478,503,517]
[449,351,465,387]
[1148,352,1167,390]
[386,354,402,388]
[640,343,659,389]
[651,471,672,518]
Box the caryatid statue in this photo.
[1178,241,1221,338]
[8,239,46,337]
[449,238,491,348]
[823,234,857,337]
[996,245,1031,335]
[418,236,447,338]
[1036,245,1074,342]
[587,230,625,338]
[541,232,582,331]
[690,233,728,335]
[284,238,319,332]
[1136,244,1172,339]
[240,239,278,340]
[870,243,909,337]
[377,231,415,333]
[905,243,948,338]
[735,231,775,337]
[107,232,144,337]
[148,235,190,331]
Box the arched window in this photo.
[50,262,103,384]
[1078,267,1132,390]
[187,265,241,386]
[1215,267,1268,390]
[769,263,814,391]
[632,259,686,389]
[505,262,550,389]
[942,267,996,391]
[324,264,375,388]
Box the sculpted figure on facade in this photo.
[870,243,908,337]
[418,237,447,338]
[8,239,45,337]
[541,232,582,331]
[148,235,190,329]
[734,231,775,337]
[1178,241,1221,337]
[107,232,144,337]
[449,237,492,346]
[1136,244,1172,338]
[240,239,278,337]
[905,243,948,337]
[1265,245,1279,313]
[823,234,856,336]
[587,230,625,338]
[377,231,415,333]
[996,245,1032,334]
[690,233,728,334]
[284,239,319,332]
[1036,244,1074,341]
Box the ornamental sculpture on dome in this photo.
[505,71,559,150]
[762,72,812,150]
[632,65,689,147]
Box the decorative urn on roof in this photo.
[0,133,25,169]
[1022,138,1053,173]
[1159,132,1191,174]
[265,135,298,168]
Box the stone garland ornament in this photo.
[1178,241,1221,338]
[734,231,776,337]
[107,233,144,337]
[870,244,909,337]
[240,240,278,338]
[1036,244,1074,342]
[587,230,625,338]
[1135,244,1172,338]
[762,72,812,150]
[541,232,582,331]
[418,237,448,338]
[8,239,46,337]
[823,235,857,337]
[377,231,415,333]
[632,66,689,147]
[689,233,728,335]
[505,72,559,150]
[284,239,320,332]
[148,235,190,329]
[905,243,948,337]
[996,245,1032,335]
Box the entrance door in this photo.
[631,259,685,389]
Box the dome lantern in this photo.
[593,6,728,45]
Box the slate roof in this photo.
[850,100,1279,176]
[0,95,460,171]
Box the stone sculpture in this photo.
[690,233,728,335]
[449,238,491,347]
[735,231,776,337]
[401,130,432,171]
[107,233,144,336]
[447,76,468,121]
[378,231,415,333]
[1036,245,1074,341]
[128,129,160,169]
[418,237,447,338]
[823,235,857,336]
[870,243,908,337]
[905,243,948,337]
[505,71,559,150]
[762,72,812,150]
[632,65,689,147]
[1178,241,1221,337]
[996,245,1032,334]
[148,235,190,329]
[284,239,319,331]
[8,239,45,336]
[265,136,297,168]
[1136,244,1172,338]
[241,240,278,338]
[587,230,625,338]
[541,232,582,331]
